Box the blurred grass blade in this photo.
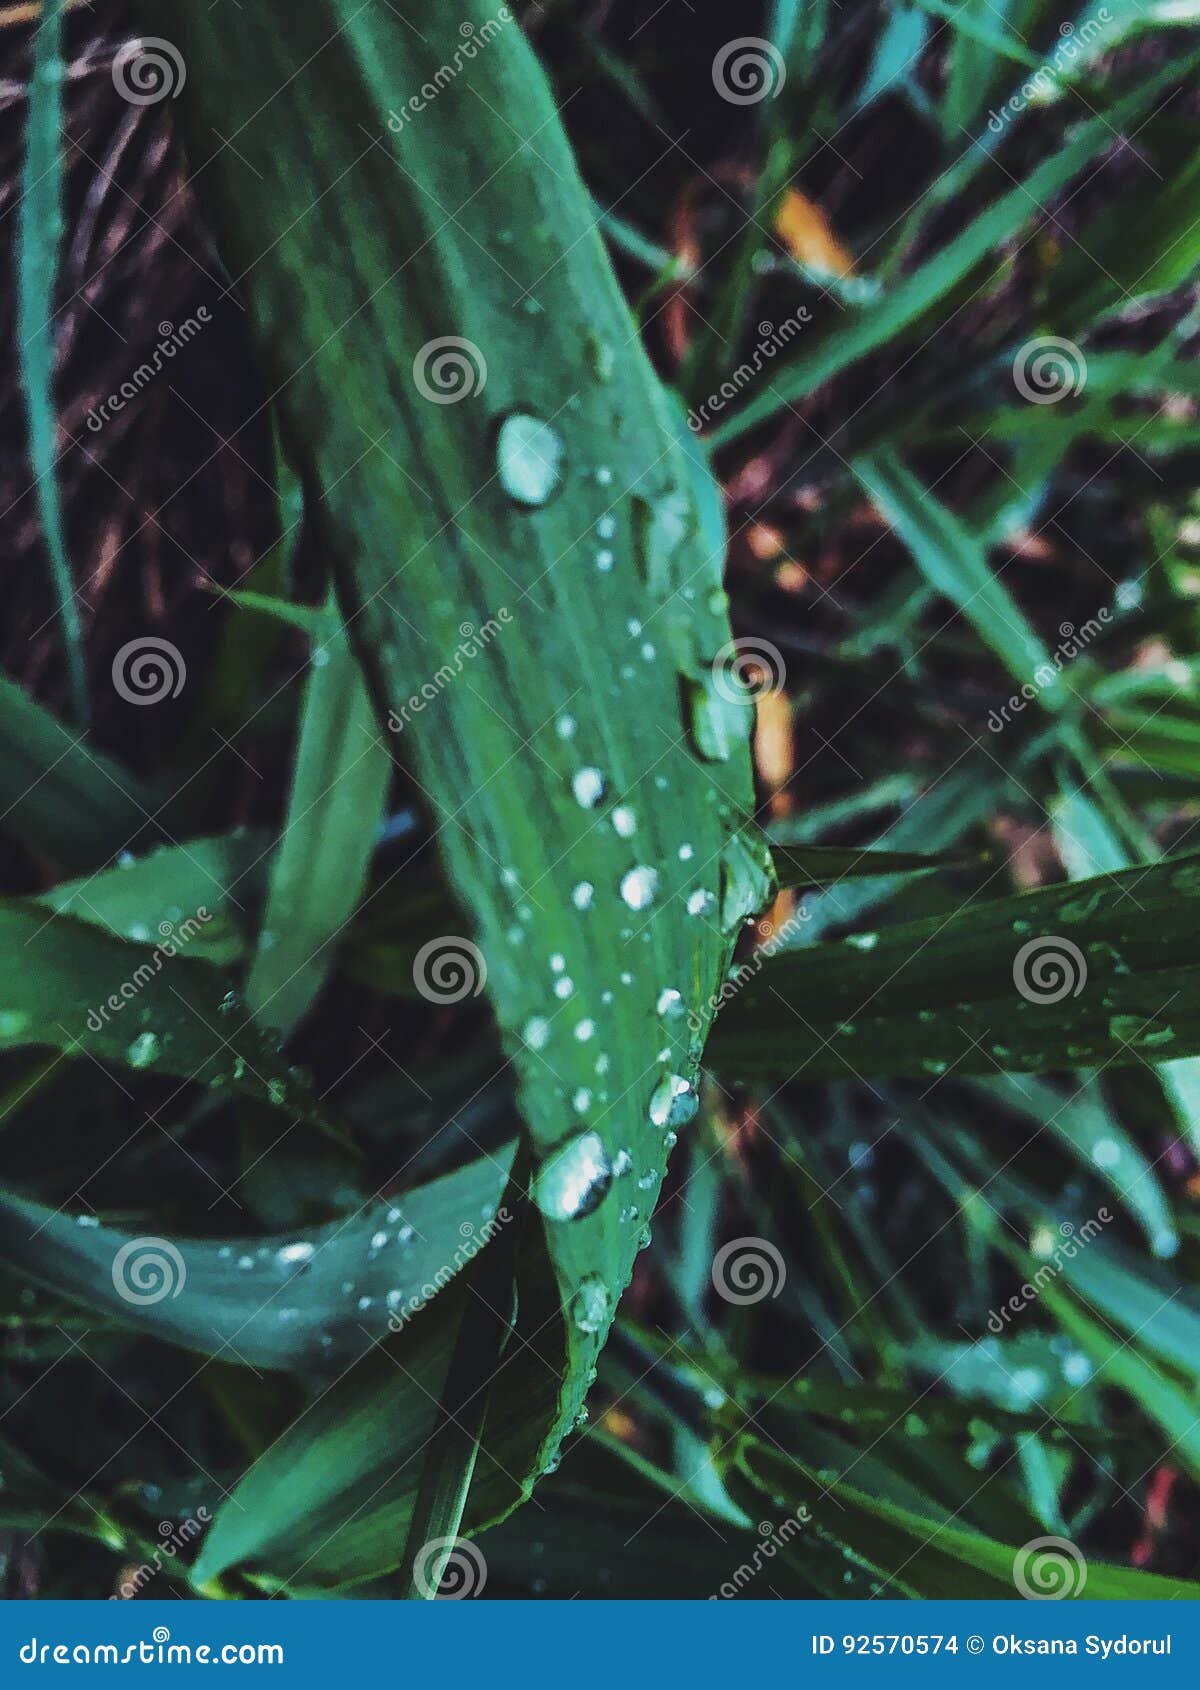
[771,840,962,888]
[706,62,1189,448]
[399,1155,525,1599]
[853,452,1062,708]
[245,594,391,1033]
[17,0,86,725]
[0,672,156,869]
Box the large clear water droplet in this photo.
[496,413,565,507]
[534,1131,613,1221]
[649,1073,699,1129]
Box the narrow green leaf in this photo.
[246,596,391,1033]
[853,451,1062,708]
[17,0,86,724]
[709,855,1200,1078]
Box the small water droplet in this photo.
[620,866,659,910]
[524,1016,551,1051]
[571,881,595,910]
[126,1031,160,1069]
[611,805,637,838]
[572,767,606,809]
[276,1242,315,1270]
[496,412,566,507]
[574,1018,596,1042]
[572,1272,611,1334]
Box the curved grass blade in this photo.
[245,593,391,1033]
[0,901,321,1119]
[0,673,156,871]
[39,831,263,967]
[0,1145,511,1371]
[17,0,86,724]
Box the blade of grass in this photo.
[17,0,86,724]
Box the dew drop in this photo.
[572,767,606,809]
[126,1031,161,1069]
[611,805,637,838]
[572,1272,611,1335]
[496,413,565,507]
[276,1242,315,1270]
[571,881,595,910]
[524,1016,551,1051]
[533,1131,613,1221]
[649,1073,699,1129]
[620,866,659,910]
